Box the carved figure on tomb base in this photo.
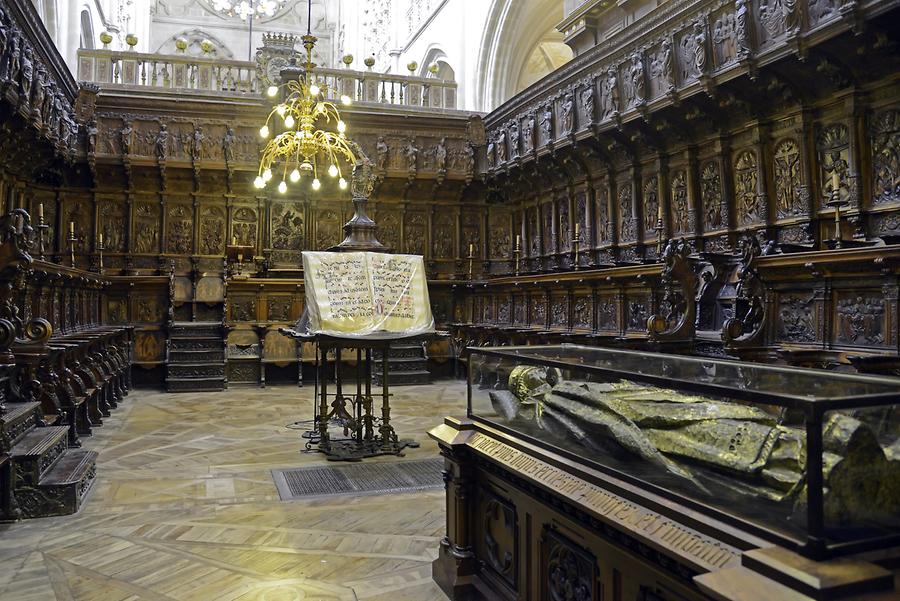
[735,0,752,57]
[375,135,389,171]
[121,120,134,156]
[155,124,169,160]
[191,126,204,160]
[435,137,447,172]
[601,67,619,119]
[561,93,574,134]
[223,126,236,163]
[540,105,553,142]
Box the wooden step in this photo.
[166,363,226,379]
[166,377,226,392]
[0,402,42,447]
[17,449,97,518]
[11,426,70,488]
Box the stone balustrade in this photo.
[75,48,458,109]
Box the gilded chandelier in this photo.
[254,5,356,194]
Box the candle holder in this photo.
[513,242,521,277]
[466,247,475,280]
[571,229,582,271]
[655,217,665,259]
[96,236,105,274]
[68,229,77,267]
[826,192,849,250]
[36,215,49,261]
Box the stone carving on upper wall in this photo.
[713,7,738,68]
[232,206,257,248]
[818,123,851,206]
[134,202,159,253]
[405,212,426,255]
[270,203,304,251]
[522,114,535,154]
[734,150,760,225]
[579,81,595,128]
[167,204,193,254]
[808,0,842,28]
[539,104,553,145]
[560,92,574,135]
[757,0,788,46]
[774,138,803,218]
[496,130,506,165]
[671,170,690,234]
[626,52,646,108]
[99,201,126,252]
[871,109,899,206]
[701,160,724,231]
[601,66,619,120]
[507,121,519,159]
[199,205,225,255]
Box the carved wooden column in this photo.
[846,92,866,239]
[655,154,669,248]
[685,146,701,250]
[718,136,735,240]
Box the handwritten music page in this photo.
[302,251,434,336]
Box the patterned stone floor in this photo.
[0,382,466,601]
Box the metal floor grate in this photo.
[272,457,444,500]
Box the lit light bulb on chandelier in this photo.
[267,85,278,98]
[328,164,338,178]
[340,95,352,106]
[311,178,321,191]
[337,120,346,133]
[338,177,347,190]
[278,181,288,194]
[253,176,264,189]
[259,125,269,138]
[263,168,273,182]
[309,83,320,96]
[289,169,301,182]
[276,104,287,116]
[284,114,295,128]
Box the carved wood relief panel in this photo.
[166,203,193,254]
[232,206,258,248]
[199,205,226,255]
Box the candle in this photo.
[469,243,474,256]
[37,203,43,219]
[831,171,840,191]
[69,221,74,235]
[232,236,237,246]
[658,201,664,221]
[98,232,103,245]
[575,223,581,237]
[515,234,521,248]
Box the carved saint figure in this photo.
[602,67,619,119]
[735,0,751,56]
[86,119,98,156]
[19,44,32,103]
[508,122,519,159]
[783,0,801,34]
[629,51,645,105]
[223,126,235,162]
[540,105,553,141]
[561,93,574,134]
[2,33,20,86]
[30,66,45,122]
[693,21,708,75]
[661,38,675,90]
[191,126,204,160]
[464,142,475,176]
[375,135,389,170]
[580,83,595,125]
[496,130,507,164]
[121,120,134,156]
[486,139,495,170]
[155,123,169,160]
[523,114,535,153]
[824,149,849,198]
[404,138,418,172]
[435,137,447,172]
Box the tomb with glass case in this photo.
[430,345,900,601]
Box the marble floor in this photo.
[0,382,467,601]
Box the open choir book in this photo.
[302,251,434,337]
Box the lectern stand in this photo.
[280,328,420,460]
